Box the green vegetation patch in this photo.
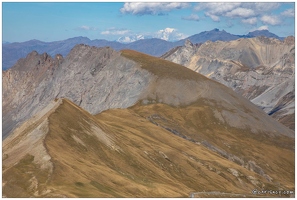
[75,182,85,187]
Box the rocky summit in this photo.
[163,36,295,130]
[2,45,295,197]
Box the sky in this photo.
[2,2,295,43]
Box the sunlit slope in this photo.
[121,49,293,138]
[3,48,294,197]
[129,102,294,189]
[162,37,295,130]
[3,99,294,197]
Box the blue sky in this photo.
[2,2,295,43]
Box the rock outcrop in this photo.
[163,36,295,129]
[3,45,152,138]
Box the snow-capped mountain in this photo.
[117,34,147,43]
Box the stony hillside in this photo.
[162,36,295,130]
[3,45,151,138]
[3,45,293,138]
[3,46,294,197]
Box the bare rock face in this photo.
[163,36,295,129]
[3,45,152,138]
[3,44,294,139]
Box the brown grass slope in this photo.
[3,49,294,197]
[129,102,294,189]
[3,98,294,197]
[121,49,211,81]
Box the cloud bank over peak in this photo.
[249,25,269,33]
[115,27,187,43]
[155,27,186,41]
[117,35,145,43]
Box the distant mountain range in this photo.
[3,29,286,70]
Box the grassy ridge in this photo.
[121,49,210,81]
[3,99,294,197]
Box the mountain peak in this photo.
[27,50,39,57]
[67,36,90,40]
[184,39,193,48]
[67,44,118,59]
[246,29,282,40]
[284,36,295,45]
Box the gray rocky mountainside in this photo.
[3,44,294,139]
[162,36,295,130]
[3,29,284,70]
[2,45,294,197]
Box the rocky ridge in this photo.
[3,45,294,197]
[162,36,295,129]
[3,45,294,138]
[3,45,151,138]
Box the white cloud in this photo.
[241,17,257,25]
[257,26,269,30]
[249,25,269,32]
[182,14,200,21]
[155,28,186,41]
[205,12,220,22]
[120,2,189,15]
[281,8,294,17]
[260,15,282,25]
[249,26,269,32]
[252,3,280,12]
[225,8,255,18]
[196,2,282,23]
[101,28,130,35]
[75,25,96,31]
[195,3,240,15]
